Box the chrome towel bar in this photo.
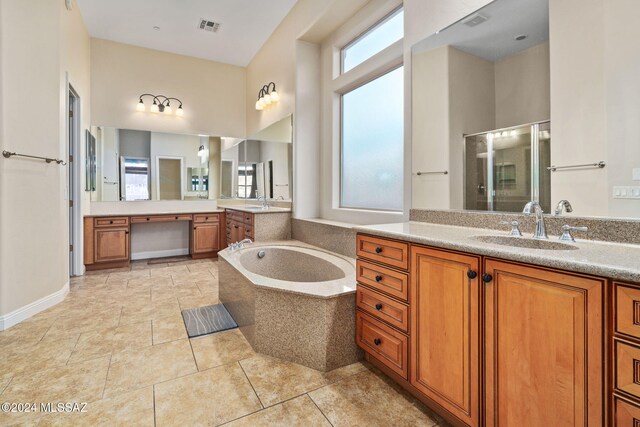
[2,150,66,165]
[415,170,448,176]
[547,161,605,172]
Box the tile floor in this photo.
[0,258,444,427]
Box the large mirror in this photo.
[221,115,293,201]
[412,0,551,213]
[89,127,225,202]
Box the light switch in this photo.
[633,168,640,181]
[613,186,640,199]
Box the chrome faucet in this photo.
[257,196,269,209]
[554,200,573,216]
[238,238,253,248]
[228,238,253,252]
[523,201,548,239]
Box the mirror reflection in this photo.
[412,0,550,213]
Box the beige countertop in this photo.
[354,221,640,283]
[222,206,292,214]
[85,209,224,217]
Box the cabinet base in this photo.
[364,353,469,427]
[85,260,130,271]
[191,251,219,260]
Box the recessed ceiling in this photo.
[76,0,299,67]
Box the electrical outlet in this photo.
[613,186,640,199]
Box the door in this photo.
[68,87,78,275]
[410,246,481,427]
[484,259,604,427]
[157,157,183,200]
[192,223,220,254]
[94,228,129,263]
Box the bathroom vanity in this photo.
[83,211,224,270]
[224,207,292,246]
[353,223,640,427]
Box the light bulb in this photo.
[256,99,264,110]
[150,102,159,113]
[164,104,172,114]
[176,105,184,117]
[136,99,145,112]
[264,94,272,106]
[270,90,279,103]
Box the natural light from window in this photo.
[341,66,404,211]
[342,8,404,73]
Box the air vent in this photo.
[199,19,221,33]
[464,14,488,27]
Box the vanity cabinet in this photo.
[356,233,606,427]
[225,209,254,246]
[94,226,129,263]
[191,214,222,257]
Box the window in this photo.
[237,164,256,198]
[341,66,404,211]
[341,7,404,73]
[122,157,149,201]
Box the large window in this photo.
[341,7,404,73]
[341,66,404,211]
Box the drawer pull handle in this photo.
[375,303,383,311]
[109,220,113,224]
[482,274,493,283]
[375,275,383,282]
[146,218,150,221]
[373,338,382,346]
[175,216,178,220]
[467,270,477,279]
[375,247,383,254]
[206,217,209,220]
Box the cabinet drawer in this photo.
[616,283,640,340]
[131,214,192,223]
[615,339,640,399]
[356,311,408,379]
[243,213,253,224]
[614,395,640,426]
[357,285,409,333]
[357,234,409,270]
[193,213,219,223]
[94,217,129,227]
[357,259,409,302]
[226,210,243,220]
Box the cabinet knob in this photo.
[467,270,478,279]
[146,218,150,221]
[482,273,493,283]
[375,247,383,254]
[175,216,178,220]
[375,275,383,282]
[206,217,209,220]
[109,220,113,224]
[373,338,381,346]
[375,303,383,311]
[234,225,239,229]
[125,231,129,235]
[193,227,196,230]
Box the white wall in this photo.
[91,39,246,138]
[0,0,90,322]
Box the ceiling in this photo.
[412,0,549,62]
[75,0,299,67]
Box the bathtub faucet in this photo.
[238,239,253,248]
[229,239,253,252]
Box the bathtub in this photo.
[219,241,361,371]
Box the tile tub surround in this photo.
[410,208,640,245]
[253,211,292,241]
[219,241,360,371]
[291,218,357,258]
[354,221,640,283]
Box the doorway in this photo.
[68,85,81,276]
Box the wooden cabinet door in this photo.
[229,221,243,244]
[94,227,129,263]
[410,246,481,427]
[484,259,604,427]
[192,223,220,254]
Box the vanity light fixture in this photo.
[255,82,280,111]
[136,94,184,116]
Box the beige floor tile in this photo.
[308,369,437,427]
[172,271,215,285]
[119,298,181,325]
[226,395,331,427]
[108,269,150,281]
[186,261,217,273]
[103,339,197,398]
[45,308,122,337]
[0,316,56,348]
[190,329,254,371]
[196,279,219,295]
[0,357,110,426]
[0,375,12,395]
[150,265,189,277]
[152,315,187,344]
[38,386,155,427]
[239,355,365,407]
[127,276,172,288]
[151,282,201,302]
[68,321,152,364]
[154,363,262,426]
[0,333,79,378]
[177,294,219,310]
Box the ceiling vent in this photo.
[199,19,221,33]
[463,14,489,27]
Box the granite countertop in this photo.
[222,205,292,214]
[353,221,640,283]
[85,209,225,218]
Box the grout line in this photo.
[237,361,264,409]
[0,376,14,396]
[151,320,155,346]
[186,333,199,371]
[101,354,113,399]
[153,385,157,427]
[307,393,335,427]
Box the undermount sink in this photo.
[472,235,579,251]
[243,206,269,211]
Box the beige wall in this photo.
[91,39,246,138]
[0,0,90,319]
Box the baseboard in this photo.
[131,248,190,261]
[0,281,70,331]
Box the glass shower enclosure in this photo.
[464,121,551,213]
